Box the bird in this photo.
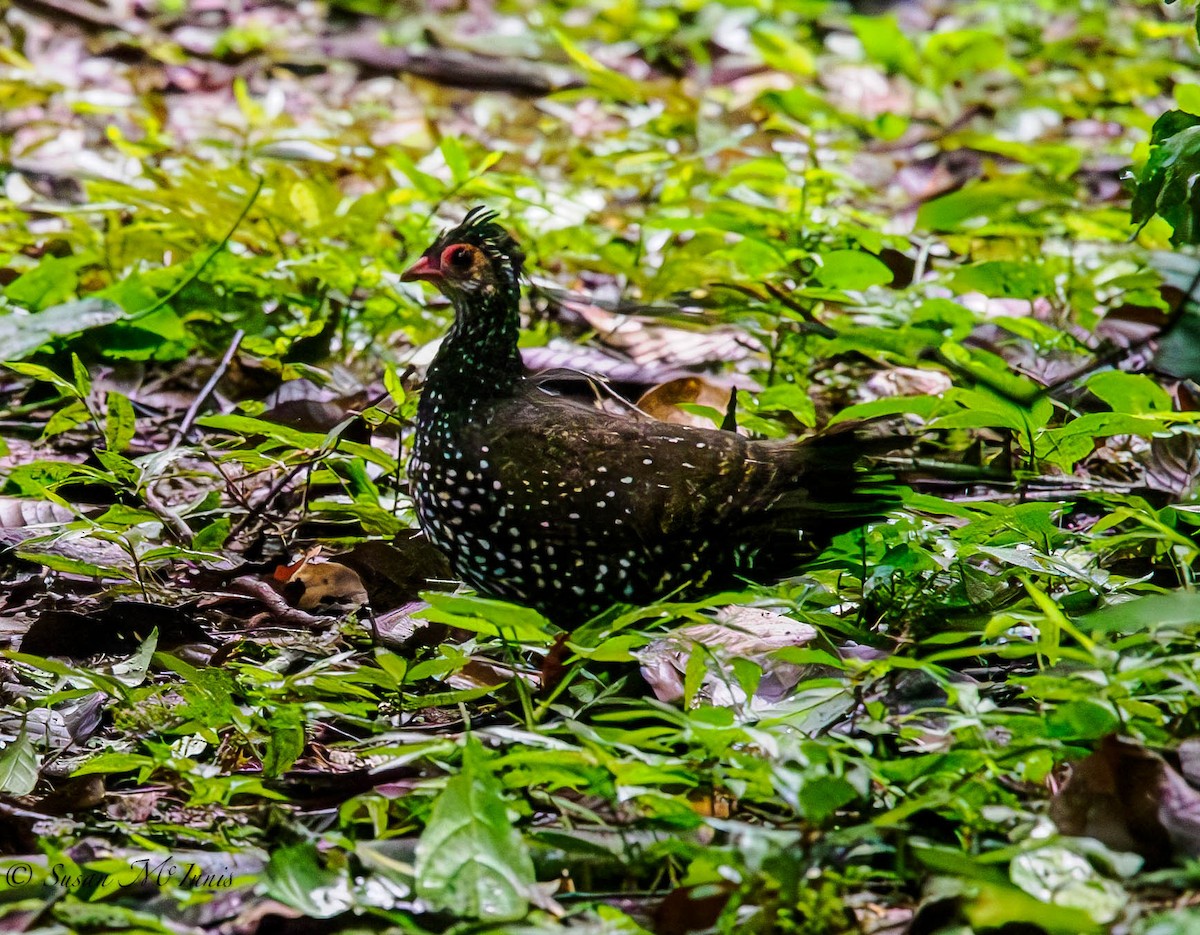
[402,207,900,626]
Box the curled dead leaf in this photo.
[637,377,734,429]
[277,559,368,615]
[0,498,76,530]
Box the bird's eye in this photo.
[444,245,474,269]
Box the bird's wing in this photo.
[463,390,807,547]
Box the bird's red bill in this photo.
[402,254,442,282]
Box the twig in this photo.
[10,0,149,34]
[169,328,244,450]
[226,457,316,543]
[313,36,580,96]
[143,486,193,544]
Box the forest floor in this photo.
[2,0,1200,932]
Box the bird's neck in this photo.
[420,284,523,421]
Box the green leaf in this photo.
[1080,592,1200,635]
[441,136,471,185]
[1086,371,1172,414]
[1040,412,1170,470]
[851,14,920,77]
[263,843,354,918]
[750,23,816,76]
[0,298,127,362]
[70,353,90,398]
[3,255,87,310]
[798,774,858,824]
[933,387,1048,433]
[42,400,92,439]
[683,645,706,707]
[917,177,1065,233]
[104,392,137,452]
[1010,846,1127,924]
[949,260,1055,299]
[1175,84,1200,117]
[4,361,77,397]
[0,726,39,795]
[756,383,816,427]
[113,629,158,687]
[418,593,556,644]
[192,517,231,551]
[1045,700,1120,740]
[1131,111,1200,244]
[262,707,305,778]
[556,30,645,102]
[813,250,894,290]
[828,394,943,426]
[414,737,537,920]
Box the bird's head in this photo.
[401,207,525,301]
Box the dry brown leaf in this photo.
[861,367,953,401]
[1048,734,1200,867]
[276,560,368,615]
[0,498,76,530]
[336,535,454,613]
[636,376,733,429]
[564,296,762,367]
[1144,431,1200,500]
[637,607,821,707]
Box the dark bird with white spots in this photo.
[403,208,898,625]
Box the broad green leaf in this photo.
[192,517,231,551]
[70,353,90,398]
[0,298,127,362]
[1010,846,1127,924]
[42,400,92,439]
[1086,371,1172,413]
[556,30,645,102]
[851,14,920,77]
[1041,412,1171,470]
[1045,700,1120,740]
[827,394,942,426]
[1081,592,1200,634]
[3,255,87,309]
[1132,111,1200,244]
[441,136,471,185]
[0,727,39,795]
[683,645,706,707]
[418,593,555,644]
[112,629,159,687]
[755,383,816,427]
[798,775,859,823]
[289,180,321,228]
[263,843,354,918]
[813,250,894,290]
[949,260,1055,299]
[750,23,816,76]
[414,737,536,920]
[917,177,1067,233]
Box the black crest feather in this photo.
[432,206,526,281]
